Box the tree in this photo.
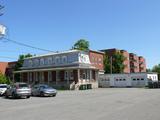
[152,64,160,79]
[104,52,126,74]
[14,53,33,82]
[0,73,11,84]
[146,68,152,72]
[72,39,89,51]
[14,53,33,71]
[104,55,111,74]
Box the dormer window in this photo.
[62,56,67,64]
[40,58,44,66]
[29,60,33,67]
[55,56,60,64]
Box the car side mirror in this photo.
[7,85,11,89]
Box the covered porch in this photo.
[14,67,99,90]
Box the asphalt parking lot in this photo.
[0,88,160,120]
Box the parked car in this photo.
[32,84,57,97]
[5,82,31,99]
[0,84,8,96]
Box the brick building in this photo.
[139,56,146,72]
[129,53,140,73]
[101,48,146,73]
[0,62,8,74]
[89,50,104,74]
[0,61,17,79]
[14,50,104,90]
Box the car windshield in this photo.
[0,85,7,88]
[40,85,52,89]
[19,84,29,88]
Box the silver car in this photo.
[5,82,31,99]
[32,84,57,97]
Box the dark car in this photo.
[32,84,57,97]
[5,82,31,99]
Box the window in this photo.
[141,78,144,81]
[55,57,60,64]
[48,57,52,65]
[62,56,67,64]
[34,59,39,66]
[40,58,44,66]
[29,60,33,67]
[44,58,49,65]
[123,79,126,81]
[83,73,86,79]
[52,57,55,64]
[98,58,102,64]
[133,79,136,81]
[137,78,140,81]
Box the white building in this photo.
[99,72,158,88]
[14,50,100,90]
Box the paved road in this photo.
[0,88,160,120]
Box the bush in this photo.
[0,73,11,84]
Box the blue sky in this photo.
[0,0,160,68]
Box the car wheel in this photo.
[12,92,17,99]
[40,92,44,97]
[26,96,30,99]
[52,94,56,97]
[5,92,8,98]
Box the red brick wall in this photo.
[121,50,130,73]
[60,70,64,81]
[22,73,28,83]
[44,72,48,82]
[129,53,140,73]
[89,50,104,71]
[0,62,8,74]
[139,57,146,72]
[73,70,78,83]
[52,71,56,82]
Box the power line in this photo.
[2,37,54,52]
[0,56,17,59]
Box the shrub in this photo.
[0,73,11,84]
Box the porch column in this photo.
[56,71,57,85]
[20,73,22,82]
[13,73,15,83]
[67,71,69,84]
[77,69,80,82]
[27,72,29,84]
[96,70,99,82]
[48,71,50,85]
[90,70,92,82]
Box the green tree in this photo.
[0,73,11,84]
[14,53,33,82]
[152,64,160,79]
[146,68,152,72]
[72,39,89,51]
[104,55,111,74]
[104,52,126,74]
